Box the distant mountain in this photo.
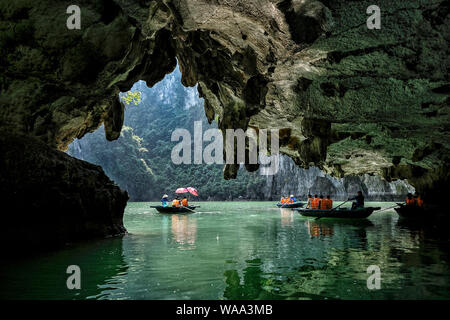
[68,66,414,201]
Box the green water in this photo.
[1,201,450,300]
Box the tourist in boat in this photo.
[349,191,365,209]
[289,194,296,204]
[319,195,327,210]
[326,195,333,209]
[161,194,170,207]
[171,196,181,207]
[413,192,424,207]
[405,193,414,206]
[311,194,320,209]
[181,196,188,207]
[306,194,313,209]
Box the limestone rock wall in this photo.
[0,131,128,253]
[261,154,414,201]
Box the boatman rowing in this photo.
[349,191,365,209]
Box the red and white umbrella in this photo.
[187,187,198,196]
[175,187,199,196]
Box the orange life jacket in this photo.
[181,199,188,207]
[406,198,414,205]
[319,199,327,210]
[171,199,180,207]
[288,198,294,204]
[311,198,319,209]
[326,199,333,209]
[416,197,424,207]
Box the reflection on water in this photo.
[305,220,334,238]
[0,237,128,300]
[1,202,450,300]
[171,215,197,249]
[224,259,284,300]
[280,209,294,227]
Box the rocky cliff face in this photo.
[0,0,448,248]
[0,131,128,253]
[262,155,414,201]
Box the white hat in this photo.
[162,194,168,198]
[290,194,294,197]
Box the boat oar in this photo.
[375,204,402,213]
[315,199,351,220]
[183,204,201,212]
[181,205,196,213]
[331,199,352,211]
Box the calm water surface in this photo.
[1,201,450,300]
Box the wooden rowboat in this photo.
[394,203,429,219]
[150,205,198,214]
[276,202,305,208]
[296,207,381,219]
[394,203,448,221]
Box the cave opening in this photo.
[67,64,272,202]
[66,65,415,205]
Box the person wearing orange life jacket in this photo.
[306,194,313,209]
[413,192,424,207]
[181,196,188,207]
[405,193,415,206]
[326,195,333,209]
[279,197,285,205]
[171,196,181,207]
[311,194,320,209]
[416,197,424,207]
[319,195,328,210]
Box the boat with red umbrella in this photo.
[151,187,200,213]
[150,205,199,213]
